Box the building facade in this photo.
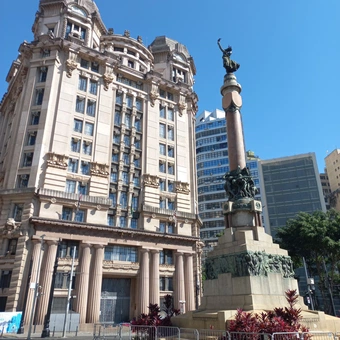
[319,171,331,210]
[195,109,263,258]
[259,153,326,238]
[0,0,202,327]
[325,149,340,211]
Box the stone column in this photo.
[24,240,44,324]
[149,250,160,305]
[86,244,104,324]
[174,252,185,311]
[221,74,244,171]
[138,248,149,315]
[184,254,195,312]
[35,240,58,325]
[74,243,91,324]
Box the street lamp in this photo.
[27,234,45,340]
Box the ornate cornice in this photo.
[175,181,190,194]
[46,152,68,169]
[90,162,109,178]
[143,174,159,188]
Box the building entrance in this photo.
[100,278,131,323]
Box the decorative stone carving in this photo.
[137,36,143,43]
[65,58,78,78]
[224,166,258,201]
[90,162,109,178]
[175,181,190,194]
[178,101,186,117]
[124,30,130,37]
[102,260,139,271]
[2,218,22,236]
[46,152,68,169]
[103,72,114,91]
[205,250,295,280]
[143,174,159,188]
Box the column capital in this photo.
[80,242,92,249]
[140,247,150,253]
[46,240,59,246]
[93,244,105,249]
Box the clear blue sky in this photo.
[2,0,340,172]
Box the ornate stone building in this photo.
[0,0,201,328]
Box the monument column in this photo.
[35,240,58,325]
[24,239,44,324]
[184,253,195,312]
[74,243,91,324]
[138,248,150,315]
[87,244,104,323]
[174,252,185,312]
[149,250,160,305]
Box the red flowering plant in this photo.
[227,290,310,336]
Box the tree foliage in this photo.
[276,210,340,313]
[227,290,309,334]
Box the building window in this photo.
[110,172,118,183]
[113,133,120,144]
[7,239,18,256]
[38,67,48,82]
[134,120,141,132]
[168,108,174,121]
[12,204,24,222]
[136,98,143,112]
[114,112,122,125]
[78,182,88,195]
[78,76,87,91]
[122,171,129,185]
[160,105,166,119]
[168,181,174,192]
[58,240,79,258]
[168,127,174,141]
[168,163,174,175]
[168,146,174,158]
[126,96,133,108]
[76,96,85,113]
[159,144,166,155]
[35,89,44,105]
[68,158,78,173]
[30,111,40,125]
[120,192,127,209]
[41,49,50,58]
[134,158,141,168]
[131,219,138,229]
[104,245,138,262]
[159,161,166,173]
[86,99,96,116]
[82,141,92,155]
[168,200,175,210]
[107,214,115,226]
[74,119,83,133]
[124,135,130,146]
[74,209,85,222]
[91,62,99,73]
[135,140,141,149]
[159,179,165,191]
[116,92,123,105]
[133,176,140,187]
[89,80,98,95]
[123,153,130,165]
[23,152,34,167]
[159,222,175,234]
[109,192,117,206]
[80,59,89,69]
[66,22,86,40]
[27,132,37,146]
[127,60,134,68]
[120,216,126,228]
[18,175,29,188]
[159,123,166,138]
[80,161,90,175]
[159,199,166,209]
[112,153,119,162]
[160,250,173,265]
[71,138,81,152]
[84,122,94,136]
[160,277,173,291]
[0,271,12,289]
[124,115,131,129]
[65,180,76,193]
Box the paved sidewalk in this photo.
[1,331,94,339]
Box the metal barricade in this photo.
[229,332,271,340]
[180,328,200,340]
[93,322,120,340]
[301,332,335,340]
[198,328,228,340]
[157,326,180,340]
[130,325,157,340]
[120,323,132,340]
[272,332,300,340]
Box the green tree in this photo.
[276,209,340,314]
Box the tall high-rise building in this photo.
[319,171,331,210]
[195,109,263,258]
[325,149,340,211]
[259,153,326,238]
[0,0,201,327]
